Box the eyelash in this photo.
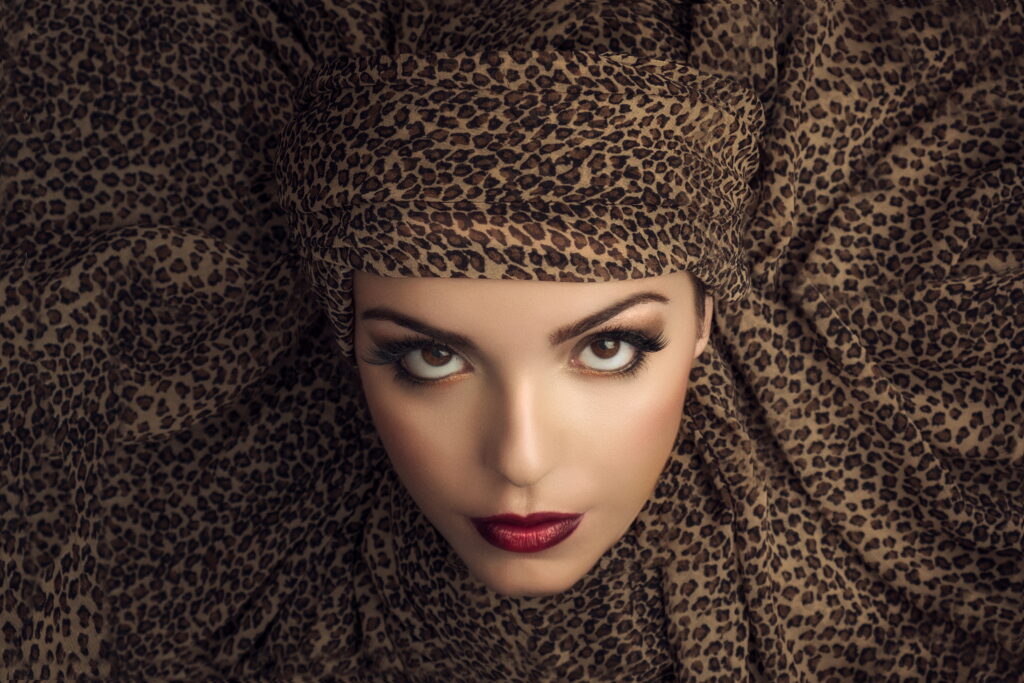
[361,324,668,389]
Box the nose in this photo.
[483,374,558,488]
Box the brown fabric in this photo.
[275,49,763,363]
[2,1,1023,681]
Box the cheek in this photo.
[647,365,690,422]
[585,365,692,495]
[621,360,691,440]
[358,379,470,501]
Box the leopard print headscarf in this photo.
[274,49,764,363]
[272,49,767,679]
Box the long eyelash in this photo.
[589,324,667,381]
[360,335,449,388]
[392,363,432,388]
[360,325,668,388]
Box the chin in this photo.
[483,577,578,599]
[466,557,591,599]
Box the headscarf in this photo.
[271,48,768,680]
[274,49,764,364]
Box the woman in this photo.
[267,50,763,678]
[353,269,712,599]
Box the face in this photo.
[352,270,713,598]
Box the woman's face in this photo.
[352,270,713,598]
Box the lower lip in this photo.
[472,515,583,553]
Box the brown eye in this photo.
[578,338,638,372]
[590,339,620,360]
[401,344,467,380]
[420,346,452,366]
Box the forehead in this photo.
[352,270,694,314]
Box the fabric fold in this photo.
[3,0,1023,680]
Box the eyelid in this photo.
[359,292,670,351]
[365,323,665,381]
[372,323,651,358]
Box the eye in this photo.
[576,337,639,373]
[400,344,468,381]
[361,325,667,388]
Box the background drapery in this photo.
[2,1,1022,679]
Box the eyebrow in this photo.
[359,291,670,353]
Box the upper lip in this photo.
[472,512,581,526]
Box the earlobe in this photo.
[693,295,714,360]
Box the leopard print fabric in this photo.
[274,49,763,363]
[2,0,1022,681]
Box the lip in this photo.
[470,512,583,553]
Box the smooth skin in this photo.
[353,269,714,598]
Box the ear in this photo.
[692,294,714,360]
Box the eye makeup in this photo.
[360,323,669,388]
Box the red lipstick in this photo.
[471,512,583,553]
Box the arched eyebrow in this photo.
[359,291,669,354]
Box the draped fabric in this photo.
[2,1,1022,680]
[275,47,764,362]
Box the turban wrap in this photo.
[273,49,764,362]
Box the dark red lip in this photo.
[472,511,580,526]
[470,512,584,553]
